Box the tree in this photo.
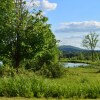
[0,0,15,64]
[0,0,59,72]
[0,0,28,71]
[78,52,85,60]
[82,32,99,61]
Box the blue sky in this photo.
[26,0,100,49]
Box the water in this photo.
[64,62,88,67]
[0,61,3,66]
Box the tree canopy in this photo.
[0,0,59,73]
[82,32,99,61]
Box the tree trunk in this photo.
[14,33,20,73]
[14,0,22,72]
[91,50,94,62]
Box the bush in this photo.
[0,65,16,77]
[37,63,65,78]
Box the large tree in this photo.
[82,32,99,61]
[0,0,59,71]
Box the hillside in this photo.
[59,45,85,52]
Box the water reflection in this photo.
[64,62,88,67]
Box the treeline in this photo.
[60,51,100,61]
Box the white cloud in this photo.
[59,36,83,48]
[56,21,100,33]
[58,35,100,49]
[25,0,40,9]
[25,0,57,11]
[41,0,57,11]
[55,21,100,49]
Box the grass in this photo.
[0,97,61,100]
[59,58,100,64]
[59,58,92,64]
[0,65,100,99]
[0,97,100,100]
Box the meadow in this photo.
[0,64,100,99]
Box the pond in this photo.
[64,62,89,67]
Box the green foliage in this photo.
[37,63,64,78]
[82,32,99,50]
[0,67,100,99]
[82,32,99,61]
[0,65,16,77]
[61,50,100,61]
[0,0,59,75]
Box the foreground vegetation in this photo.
[0,98,57,100]
[1,97,100,100]
[0,65,100,99]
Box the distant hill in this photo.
[59,45,86,52]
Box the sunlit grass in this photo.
[0,97,60,100]
[0,65,100,99]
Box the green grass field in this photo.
[0,97,100,100]
[0,97,61,100]
[0,65,100,99]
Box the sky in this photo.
[26,0,100,49]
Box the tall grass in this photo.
[0,66,100,99]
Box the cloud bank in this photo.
[25,0,57,11]
[59,36,83,48]
[56,21,100,33]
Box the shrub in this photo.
[0,65,16,77]
[37,62,65,78]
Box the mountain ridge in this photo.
[58,45,87,52]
